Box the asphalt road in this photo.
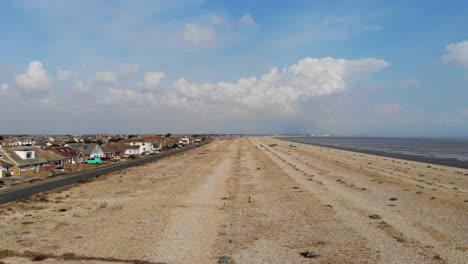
[0,143,204,205]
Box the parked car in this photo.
[85,157,103,164]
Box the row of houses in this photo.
[0,136,207,179]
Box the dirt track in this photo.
[0,138,466,263]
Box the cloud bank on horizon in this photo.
[0,0,467,136]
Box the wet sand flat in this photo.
[0,137,466,263]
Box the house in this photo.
[48,147,83,173]
[65,143,105,160]
[179,136,191,145]
[0,138,20,148]
[50,146,84,166]
[0,160,14,178]
[37,149,66,172]
[102,143,140,158]
[0,147,47,177]
[120,138,154,155]
[16,138,37,146]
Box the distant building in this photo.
[65,143,105,159]
[120,138,154,154]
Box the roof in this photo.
[0,147,47,166]
[120,138,153,144]
[101,143,138,153]
[0,160,13,167]
[49,147,80,158]
[66,143,100,156]
[37,149,66,161]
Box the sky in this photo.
[0,0,467,136]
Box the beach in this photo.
[0,137,466,263]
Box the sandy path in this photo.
[0,137,466,264]
[150,142,235,263]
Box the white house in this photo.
[179,137,190,145]
[66,143,105,159]
[17,139,37,146]
[124,147,139,156]
[121,139,154,155]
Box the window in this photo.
[20,166,26,172]
[55,160,63,166]
[26,151,32,159]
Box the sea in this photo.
[279,137,468,169]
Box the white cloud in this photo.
[238,13,256,26]
[100,57,388,120]
[15,61,52,94]
[442,40,468,67]
[103,88,154,108]
[0,83,8,93]
[140,71,165,91]
[162,57,389,115]
[209,15,227,27]
[73,81,91,95]
[94,71,118,85]
[183,23,216,46]
[3,56,390,133]
[401,78,420,88]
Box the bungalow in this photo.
[102,143,140,159]
[37,149,66,172]
[0,147,47,177]
[120,138,154,155]
[50,146,84,167]
[65,143,105,160]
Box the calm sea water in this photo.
[280,137,468,162]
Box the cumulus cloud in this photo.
[442,40,468,67]
[98,57,388,122]
[183,23,216,46]
[15,61,52,94]
[140,71,165,91]
[94,71,118,85]
[0,83,8,93]
[238,13,256,26]
[120,57,388,116]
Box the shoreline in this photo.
[277,137,468,169]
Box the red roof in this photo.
[49,146,80,158]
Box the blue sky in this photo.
[0,0,467,136]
